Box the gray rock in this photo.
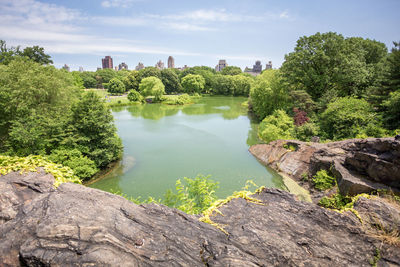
[1,172,399,266]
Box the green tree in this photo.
[382,91,400,130]
[258,110,295,143]
[211,74,233,95]
[221,66,242,75]
[0,40,21,65]
[70,71,84,89]
[124,70,140,91]
[281,32,387,100]
[139,76,165,101]
[67,92,123,168]
[180,66,215,93]
[0,58,79,151]
[127,89,143,102]
[250,69,290,120]
[139,67,162,80]
[79,71,97,88]
[95,68,117,88]
[319,97,384,140]
[107,78,126,95]
[161,68,183,94]
[231,75,252,96]
[181,74,205,94]
[20,45,53,65]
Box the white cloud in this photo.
[101,0,142,8]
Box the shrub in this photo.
[318,194,352,209]
[294,122,320,141]
[319,97,383,140]
[127,89,143,102]
[258,110,294,143]
[107,78,125,95]
[181,74,205,94]
[293,108,309,126]
[163,94,192,105]
[48,149,98,181]
[312,170,336,190]
[382,90,400,130]
[163,175,219,215]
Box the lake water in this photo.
[88,96,285,199]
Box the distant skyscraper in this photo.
[118,62,128,70]
[79,66,84,72]
[168,56,175,68]
[62,64,70,72]
[155,60,165,70]
[135,62,144,71]
[265,61,272,70]
[102,56,113,69]
[114,66,118,71]
[215,59,227,72]
[253,60,262,73]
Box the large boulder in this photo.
[250,137,400,197]
[1,171,399,266]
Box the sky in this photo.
[1,0,399,71]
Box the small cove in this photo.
[88,96,286,199]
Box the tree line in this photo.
[250,32,399,142]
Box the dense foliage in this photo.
[107,78,126,95]
[181,74,205,94]
[258,110,294,143]
[139,76,165,101]
[127,89,143,102]
[0,53,122,181]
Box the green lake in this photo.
[88,96,285,199]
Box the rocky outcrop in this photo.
[250,138,400,197]
[1,171,399,266]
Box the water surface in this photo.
[89,96,284,199]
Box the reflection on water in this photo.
[89,96,284,200]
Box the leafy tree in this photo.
[48,148,98,180]
[161,68,182,94]
[79,71,97,88]
[124,70,140,91]
[319,97,383,140]
[180,66,215,92]
[258,110,294,143]
[250,69,290,120]
[107,78,126,95]
[70,71,84,89]
[289,90,316,115]
[181,74,205,94]
[385,42,400,93]
[67,92,123,168]
[281,32,387,100]
[95,68,117,88]
[231,75,252,96]
[0,40,21,65]
[294,122,320,141]
[382,91,400,130]
[127,89,143,102]
[221,66,242,75]
[211,74,233,95]
[139,67,162,80]
[139,76,165,101]
[0,58,79,151]
[20,45,53,65]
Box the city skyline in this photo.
[1,0,399,71]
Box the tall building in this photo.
[114,66,118,71]
[155,60,165,70]
[215,59,227,72]
[253,60,262,73]
[168,56,175,68]
[118,62,128,70]
[265,61,272,70]
[102,56,113,69]
[62,64,70,72]
[79,66,84,72]
[135,62,144,71]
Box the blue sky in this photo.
[1,0,399,71]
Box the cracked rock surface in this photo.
[1,171,399,266]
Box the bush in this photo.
[319,97,383,140]
[382,90,400,130]
[318,194,352,209]
[163,175,219,214]
[312,170,336,190]
[107,78,125,95]
[258,110,294,143]
[163,94,192,105]
[294,122,320,141]
[127,90,143,102]
[48,149,98,181]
